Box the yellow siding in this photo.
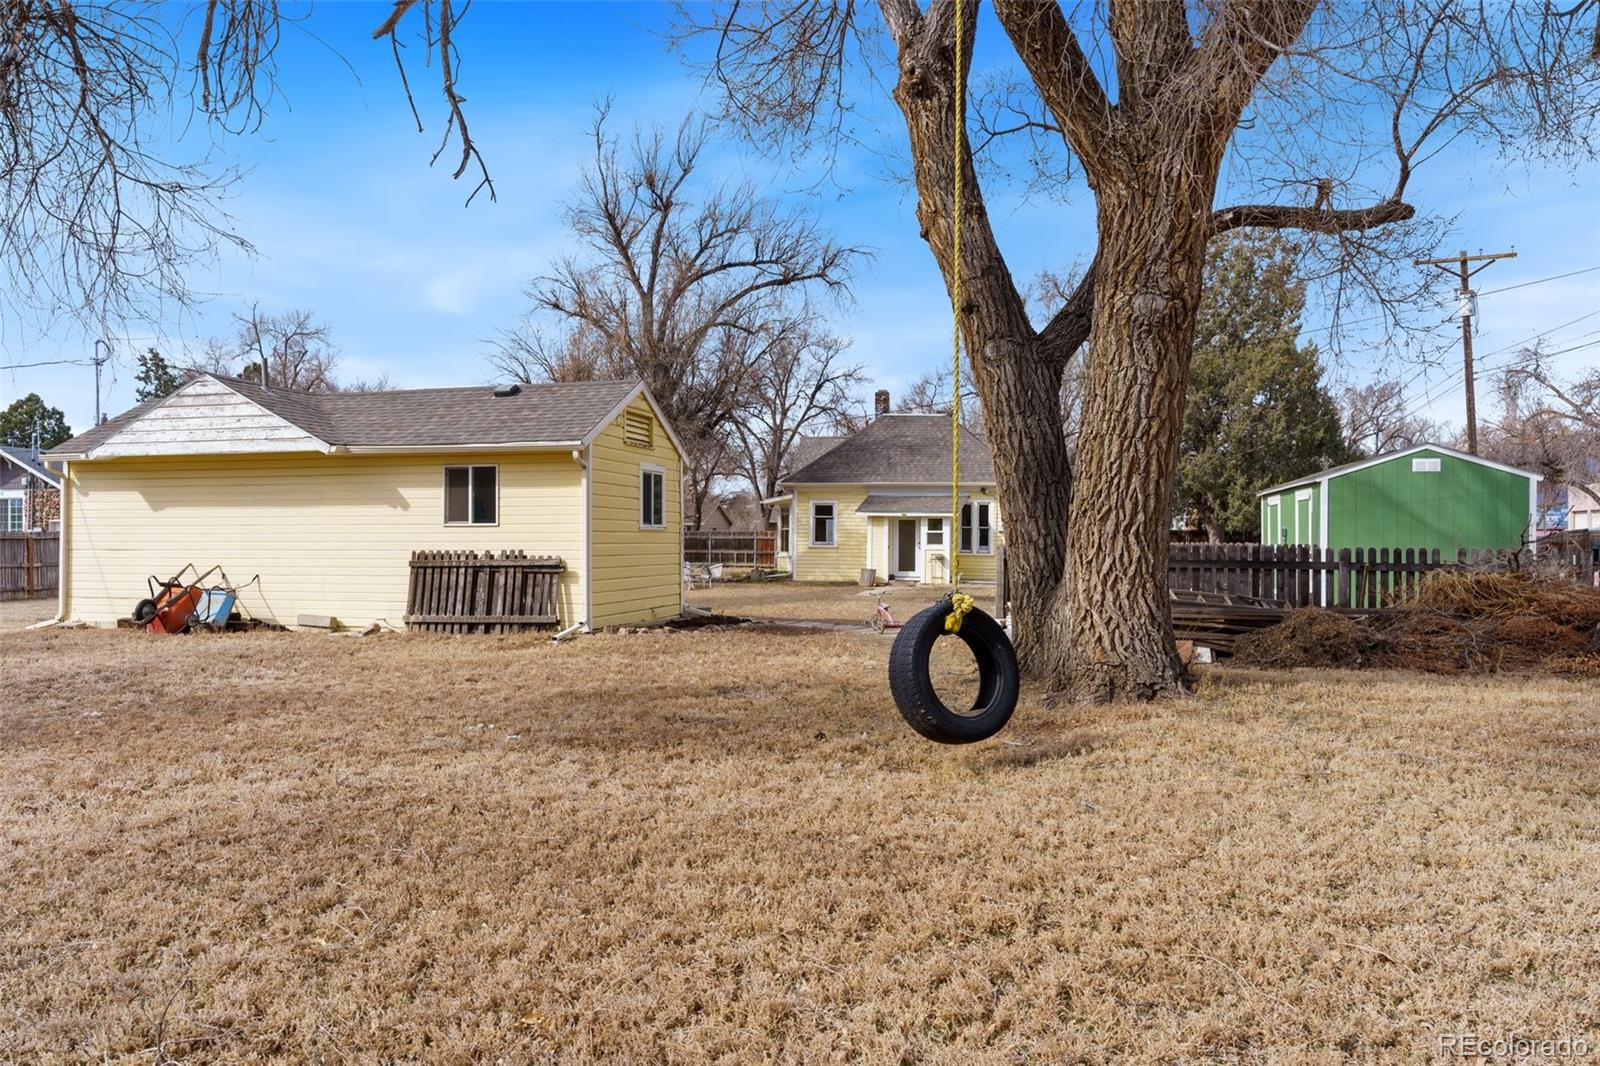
[788,486,1002,584]
[588,395,683,628]
[792,487,871,582]
[62,451,585,629]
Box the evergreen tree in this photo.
[0,394,71,449]
[135,348,182,401]
[1178,234,1353,542]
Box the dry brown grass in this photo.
[0,597,55,631]
[3,625,1598,1063]
[687,580,973,626]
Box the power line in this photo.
[1396,311,1600,418]
[1477,264,1600,297]
[0,358,99,370]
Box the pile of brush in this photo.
[1233,571,1600,675]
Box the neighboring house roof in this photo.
[782,414,995,485]
[0,446,62,488]
[781,434,847,480]
[856,493,974,516]
[1256,442,1542,496]
[50,375,657,458]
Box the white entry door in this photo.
[894,518,920,579]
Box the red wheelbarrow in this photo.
[132,565,233,634]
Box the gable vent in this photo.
[1412,457,1441,473]
[623,410,654,449]
[493,383,522,398]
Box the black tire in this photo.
[132,598,158,624]
[888,596,1019,744]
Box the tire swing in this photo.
[886,1,1019,745]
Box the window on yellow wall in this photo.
[960,502,991,553]
[811,502,836,546]
[444,465,497,525]
[640,465,666,528]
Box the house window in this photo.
[810,501,836,546]
[624,410,654,449]
[3,498,21,532]
[778,507,792,554]
[925,517,944,547]
[444,465,497,525]
[640,465,666,528]
[960,501,992,554]
[1412,457,1441,473]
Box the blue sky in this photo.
[2,1,1596,438]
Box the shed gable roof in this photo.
[1256,443,1542,497]
[782,414,994,485]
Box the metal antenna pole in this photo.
[91,338,112,424]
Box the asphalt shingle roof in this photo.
[856,493,974,515]
[0,446,62,485]
[50,376,643,456]
[782,414,995,485]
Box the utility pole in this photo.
[1414,249,1517,454]
[91,338,112,424]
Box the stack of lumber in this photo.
[1170,589,1290,655]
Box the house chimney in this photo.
[874,389,890,416]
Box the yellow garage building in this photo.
[47,374,685,631]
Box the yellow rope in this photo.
[944,591,976,634]
[949,0,964,592]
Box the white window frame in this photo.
[960,501,993,554]
[640,464,667,530]
[810,500,837,547]
[443,464,499,526]
[3,496,23,532]
[924,516,945,547]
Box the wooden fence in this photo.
[684,530,776,567]
[997,541,1592,615]
[0,532,58,601]
[404,550,565,634]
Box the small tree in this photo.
[134,348,183,402]
[191,306,341,392]
[1482,348,1600,517]
[0,395,71,449]
[1177,235,1351,542]
[1339,379,1446,456]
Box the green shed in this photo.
[1256,444,1541,554]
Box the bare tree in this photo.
[1483,347,1600,513]
[1339,379,1447,455]
[679,0,1598,701]
[190,306,340,392]
[488,104,861,527]
[1,1,486,328]
[731,323,865,523]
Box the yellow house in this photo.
[47,375,685,631]
[766,409,1003,584]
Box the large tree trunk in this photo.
[1049,169,1217,702]
[889,1,1072,673]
